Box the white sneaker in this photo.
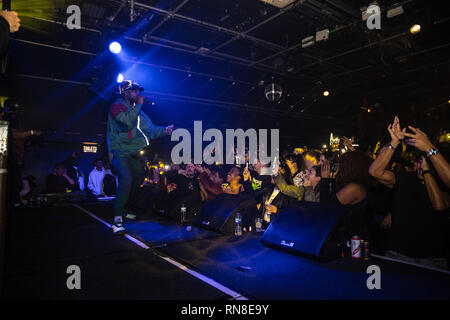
[124,213,137,220]
[112,217,125,235]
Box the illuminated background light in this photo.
[116,73,124,83]
[323,90,330,96]
[410,24,421,34]
[109,41,122,54]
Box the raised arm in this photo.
[274,174,304,200]
[420,157,450,211]
[368,116,405,189]
[405,126,450,189]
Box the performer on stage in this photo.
[107,80,173,234]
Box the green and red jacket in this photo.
[107,98,166,156]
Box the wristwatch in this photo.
[426,148,439,157]
[386,144,396,150]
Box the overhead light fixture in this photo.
[301,35,315,48]
[259,0,296,9]
[410,24,421,34]
[323,90,330,96]
[387,5,404,18]
[315,29,329,42]
[109,41,121,54]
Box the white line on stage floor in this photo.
[72,204,248,300]
[371,254,450,275]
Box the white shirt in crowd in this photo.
[88,167,106,196]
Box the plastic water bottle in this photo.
[180,202,187,224]
[234,212,242,236]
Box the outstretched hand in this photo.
[404,126,434,152]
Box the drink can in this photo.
[351,236,361,259]
[362,240,370,260]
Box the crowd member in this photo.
[198,168,223,201]
[46,163,74,193]
[273,154,305,200]
[405,126,450,189]
[319,150,375,240]
[4,99,41,206]
[369,116,449,269]
[304,150,321,172]
[103,162,119,197]
[65,152,85,192]
[19,175,36,206]
[222,167,244,195]
[88,159,106,197]
[177,163,199,192]
[242,159,272,203]
[303,165,322,202]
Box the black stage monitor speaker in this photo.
[193,193,258,235]
[260,202,351,262]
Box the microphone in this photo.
[143,98,155,106]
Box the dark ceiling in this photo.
[6,0,450,147]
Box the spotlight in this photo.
[109,41,122,54]
[410,24,421,34]
[116,73,124,83]
[323,90,330,96]
[367,108,371,113]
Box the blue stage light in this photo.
[117,73,124,83]
[109,42,122,54]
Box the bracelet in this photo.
[422,170,432,175]
[386,144,396,150]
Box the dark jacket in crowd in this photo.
[242,170,273,203]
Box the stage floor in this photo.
[3,203,450,300]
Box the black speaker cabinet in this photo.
[192,193,258,235]
[260,202,351,262]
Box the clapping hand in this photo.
[387,116,406,145]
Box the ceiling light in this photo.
[109,41,121,54]
[323,90,330,96]
[387,5,404,18]
[410,24,421,34]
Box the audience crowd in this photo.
[16,116,450,269]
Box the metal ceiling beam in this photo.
[298,32,407,70]
[16,71,350,123]
[12,37,264,87]
[325,0,361,19]
[209,0,302,54]
[27,15,317,83]
[144,0,190,37]
[132,1,285,51]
